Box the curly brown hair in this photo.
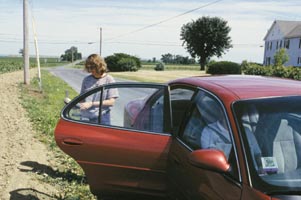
[85,54,107,75]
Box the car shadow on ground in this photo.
[15,161,170,200]
[9,188,55,200]
[19,160,86,183]
[9,161,88,199]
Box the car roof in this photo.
[170,75,301,101]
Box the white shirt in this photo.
[201,121,232,158]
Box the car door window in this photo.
[180,90,232,159]
[66,90,102,124]
[64,83,171,134]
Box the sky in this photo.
[0,0,301,63]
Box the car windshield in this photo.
[233,96,301,193]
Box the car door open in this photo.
[55,83,172,198]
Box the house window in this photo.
[276,41,279,49]
[266,57,271,65]
[280,40,282,48]
[299,38,301,49]
[269,42,272,50]
[285,39,290,49]
[298,57,301,65]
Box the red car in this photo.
[55,75,301,199]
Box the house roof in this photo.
[264,20,301,40]
[286,25,301,38]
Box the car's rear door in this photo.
[55,83,172,197]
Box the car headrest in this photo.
[242,105,259,132]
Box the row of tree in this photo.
[160,53,196,64]
[60,16,232,71]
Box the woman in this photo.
[79,54,118,125]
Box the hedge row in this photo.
[242,62,301,80]
[205,60,301,81]
[206,61,241,74]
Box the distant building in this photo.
[263,20,301,66]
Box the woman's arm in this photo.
[79,97,116,110]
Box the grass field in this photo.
[72,61,207,82]
[111,69,208,83]
[142,63,200,71]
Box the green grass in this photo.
[20,70,96,200]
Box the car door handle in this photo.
[62,138,83,146]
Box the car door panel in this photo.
[55,119,171,195]
[168,139,241,200]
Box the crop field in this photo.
[0,56,67,74]
[0,57,24,74]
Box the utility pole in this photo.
[23,0,30,84]
[71,48,74,63]
[99,27,102,56]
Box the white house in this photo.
[263,20,301,66]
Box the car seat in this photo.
[256,114,301,173]
[273,119,299,173]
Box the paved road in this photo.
[47,65,134,92]
[48,66,89,93]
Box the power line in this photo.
[0,36,263,48]
[106,41,181,47]
[106,0,223,41]
[106,41,263,48]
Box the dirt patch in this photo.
[0,70,57,199]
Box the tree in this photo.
[117,57,138,71]
[154,62,165,71]
[274,48,289,67]
[60,46,82,62]
[160,53,196,64]
[161,53,173,64]
[180,16,232,70]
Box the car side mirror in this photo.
[64,97,71,104]
[188,149,230,173]
[64,90,71,104]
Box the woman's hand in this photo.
[80,102,93,110]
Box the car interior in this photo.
[242,105,301,174]
[181,96,226,150]
[171,99,192,134]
